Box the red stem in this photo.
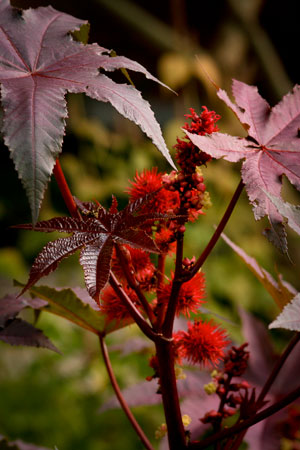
[99,334,154,450]
[109,271,158,341]
[155,254,168,331]
[53,158,156,448]
[229,332,300,449]
[53,159,81,219]
[153,230,187,449]
[185,179,244,281]
[162,231,184,337]
[155,338,187,449]
[257,332,300,406]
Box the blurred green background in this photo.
[1,0,300,449]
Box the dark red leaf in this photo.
[0,294,47,326]
[21,232,100,295]
[0,1,175,222]
[19,195,168,302]
[80,235,113,302]
[0,318,60,353]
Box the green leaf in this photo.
[222,233,297,310]
[15,282,132,334]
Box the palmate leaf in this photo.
[16,199,164,303]
[185,80,300,253]
[21,285,128,334]
[222,233,297,309]
[0,294,46,326]
[0,318,60,353]
[263,190,300,236]
[0,0,175,222]
[269,293,300,331]
[0,293,59,352]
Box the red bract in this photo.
[159,272,206,317]
[100,285,140,324]
[127,168,180,214]
[174,320,229,367]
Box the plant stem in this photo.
[115,245,156,325]
[228,332,300,449]
[53,159,157,448]
[155,338,187,449]
[109,271,158,341]
[155,254,168,331]
[99,334,154,450]
[257,332,300,407]
[162,230,184,337]
[185,179,244,281]
[188,384,300,449]
[53,159,81,219]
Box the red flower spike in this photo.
[174,320,229,367]
[174,107,220,172]
[155,228,177,254]
[158,272,206,317]
[100,284,140,324]
[127,168,180,214]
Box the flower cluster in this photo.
[201,343,252,425]
[126,167,180,215]
[100,284,141,324]
[174,320,229,367]
[161,106,219,221]
[157,272,206,317]
[174,107,220,173]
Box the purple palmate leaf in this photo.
[16,197,169,303]
[0,1,175,222]
[185,80,300,253]
[0,294,47,327]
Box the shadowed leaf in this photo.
[99,370,210,412]
[20,284,131,335]
[222,233,296,309]
[0,318,59,352]
[0,294,47,327]
[263,190,300,236]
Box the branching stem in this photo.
[189,384,300,449]
[257,332,300,406]
[184,179,244,281]
[115,245,156,325]
[109,271,158,341]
